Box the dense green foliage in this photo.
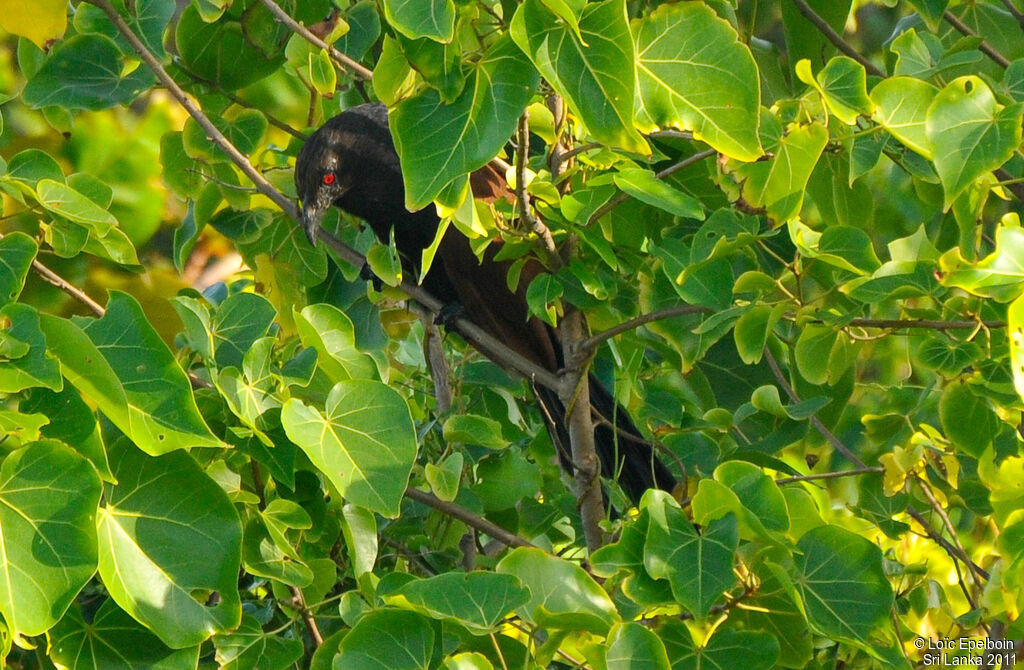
[2,0,1024,667]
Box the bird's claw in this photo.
[434,301,465,327]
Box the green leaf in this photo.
[21,384,112,482]
[1011,293,1024,404]
[633,2,762,161]
[334,609,435,669]
[242,517,314,587]
[295,304,379,383]
[925,76,1024,208]
[309,49,337,97]
[716,461,789,533]
[97,442,243,649]
[795,525,893,645]
[939,218,1024,302]
[40,291,221,454]
[388,573,530,635]
[781,0,852,73]
[612,168,704,219]
[659,620,780,670]
[281,380,417,516]
[730,564,811,667]
[817,226,882,275]
[0,441,101,639]
[442,414,507,449]
[917,334,982,377]
[739,123,828,224]
[496,547,620,634]
[212,292,277,369]
[606,622,670,670]
[341,503,378,579]
[733,304,781,365]
[214,614,304,670]
[36,178,117,232]
[237,212,328,286]
[175,3,285,90]
[49,599,200,670]
[383,0,455,42]
[870,77,938,158]
[391,35,537,209]
[0,303,62,393]
[644,495,738,618]
[0,231,36,305]
[4,148,64,190]
[802,57,871,124]
[939,382,999,457]
[511,0,647,154]
[591,510,675,606]
[23,34,153,110]
[425,452,462,502]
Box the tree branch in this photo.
[943,10,1012,68]
[256,0,375,80]
[586,149,716,226]
[915,476,988,588]
[764,347,868,468]
[516,114,556,255]
[789,0,885,77]
[775,467,884,484]
[560,306,606,551]
[580,305,712,352]
[404,486,536,549]
[997,0,1024,30]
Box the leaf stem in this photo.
[404,486,536,549]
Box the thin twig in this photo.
[580,305,712,352]
[997,0,1024,30]
[846,317,1005,330]
[404,486,536,549]
[31,259,106,317]
[177,67,307,140]
[763,348,868,468]
[289,586,324,647]
[905,506,989,580]
[943,10,1012,68]
[516,114,557,254]
[915,476,989,589]
[586,149,716,225]
[789,0,885,77]
[775,467,883,484]
[256,0,375,80]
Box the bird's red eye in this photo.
[323,173,336,185]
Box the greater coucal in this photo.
[295,102,676,504]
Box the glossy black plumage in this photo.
[295,103,676,504]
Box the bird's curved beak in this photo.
[301,202,324,247]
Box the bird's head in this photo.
[294,127,355,246]
[294,104,392,246]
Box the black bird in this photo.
[295,102,677,504]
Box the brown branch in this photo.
[516,114,557,255]
[943,10,1012,68]
[404,486,536,549]
[580,305,712,352]
[775,467,884,484]
[586,149,716,225]
[177,67,307,140]
[560,307,606,551]
[789,0,885,77]
[997,0,1024,30]
[905,506,989,581]
[915,476,988,588]
[30,255,106,317]
[255,0,375,80]
[764,347,868,468]
[846,317,1005,330]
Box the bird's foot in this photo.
[359,262,384,292]
[434,301,465,328]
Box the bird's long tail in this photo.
[533,375,677,504]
